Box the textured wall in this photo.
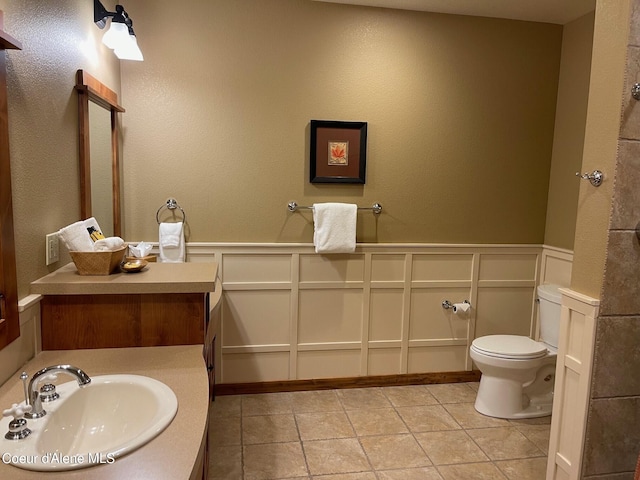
[120,0,562,244]
[582,0,640,477]
[544,12,594,250]
[571,0,630,298]
[1,0,121,298]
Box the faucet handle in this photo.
[3,403,31,419]
[3,403,32,440]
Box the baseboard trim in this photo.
[215,370,481,396]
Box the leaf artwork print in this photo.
[328,141,348,165]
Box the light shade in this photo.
[95,1,144,62]
[114,35,144,61]
[102,21,129,50]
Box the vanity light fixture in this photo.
[94,0,143,61]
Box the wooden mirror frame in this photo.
[75,69,125,237]
[0,12,21,351]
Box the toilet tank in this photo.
[537,284,562,349]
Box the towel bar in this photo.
[288,202,382,214]
[156,198,186,224]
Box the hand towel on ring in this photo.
[159,222,185,263]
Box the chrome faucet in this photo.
[24,365,91,419]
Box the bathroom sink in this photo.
[0,374,178,471]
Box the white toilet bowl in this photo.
[470,334,557,419]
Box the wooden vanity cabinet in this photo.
[40,292,207,350]
[32,262,219,351]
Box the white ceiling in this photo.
[312,0,596,25]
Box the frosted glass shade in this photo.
[102,22,129,50]
[114,35,144,61]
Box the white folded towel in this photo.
[159,222,185,263]
[58,217,103,252]
[93,237,125,252]
[312,203,357,254]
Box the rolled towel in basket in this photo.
[93,237,125,252]
[58,217,103,252]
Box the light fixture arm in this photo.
[94,1,136,35]
[94,0,112,29]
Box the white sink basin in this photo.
[0,374,178,471]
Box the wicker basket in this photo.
[69,247,126,275]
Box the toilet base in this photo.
[474,374,553,419]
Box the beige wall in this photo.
[2,0,121,298]
[0,1,120,383]
[121,0,562,244]
[544,12,594,250]
[571,0,631,298]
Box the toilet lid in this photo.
[471,335,548,359]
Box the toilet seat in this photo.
[471,335,548,360]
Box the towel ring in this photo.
[156,198,186,224]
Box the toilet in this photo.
[470,284,562,419]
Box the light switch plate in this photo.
[46,233,59,265]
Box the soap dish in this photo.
[120,259,148,273]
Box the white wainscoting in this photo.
[184,243,573,385]
[546,288,598,480]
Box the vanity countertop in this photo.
[30,261,218,295]
[0,346,209,480]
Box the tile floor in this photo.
[208,382,550,480]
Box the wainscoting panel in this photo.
[182,243,573,384]
[546,289,598,480]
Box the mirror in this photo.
[75,69,124,237]
[88,102,114,236]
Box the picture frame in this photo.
[310,120,367,184]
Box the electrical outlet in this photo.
[45,233,59,265]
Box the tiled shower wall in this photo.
[582,1,640,477]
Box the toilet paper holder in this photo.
[442,299,471,310]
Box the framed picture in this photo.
[310,120,367,184]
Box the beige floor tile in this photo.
[466,382,480,392]
[426,383,478,404]
[513,424,551,454]
[359,434,432,470]
[443,402,510,429]
[414,430,489,465]
[242,392,294,416]
[243,414,299,445]
[312,473,376,480]
[303,438,370,475]
[211,395,242,417]
[377,467,444,479]
[337,387,391,410]
[207,386,548,479]
[291,389,343,413]
[396,405,461,432]
[210,415,242,446]
[209,445,243,480]
[467,427,544,461]
[296,411,355,440]
[508,415,552,426]
[437,462,508,479]
[244,442,308,480]
[347,408,408,436]
[495,457,548,480]
[382,385,439,407]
